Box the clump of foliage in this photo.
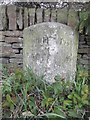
[79,8,90,35]
[2,65,90,119]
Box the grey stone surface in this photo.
[28,8,35,25]
[16,7,23,30]
[24,8,28,28]
[57,7,68,24]
[37,8,42,23]
[0,5,7,30]
[44,9,50,22]
[7,5,17,30]
[68,8,79,29]
[23,22,78,83]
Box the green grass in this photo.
[1,65,90,119]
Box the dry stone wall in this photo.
[0,4,90,69]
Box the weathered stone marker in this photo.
[23,22,78,83]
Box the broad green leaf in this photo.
[2,101,9,107]
[68,94,73,99]
[54,106,66,118]
[53,82,62,94]
[74,93,81,101]
[73,97,77,104]
[82,94,88,100]
[82,84,88,93]
[63,100,72,106]
[68,110,81,118]
[82,100,89,105]
[6,94,15,105]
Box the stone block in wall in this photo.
[83,54,90,60]
[10,54,23,59]
[79,41,86,45]
[7,5,17,30]
[12,43,23,49]
[79,35,85,41]
[88,54,90,58]
[79,59,89,65]
[16,7,23,30]
[87,41,90,46]
[85,36,90,42]
[20,49,23,54]
[37,8,42,23]
[3,31,23,37]
[86,26,90,36]
[4,37,22,43]
[0,42,3,57]
[2,58,9,64]
[79,45,89,49]
[0,5,7,30]
[1,43,19,57]
[24,7,28,28]
[68,8,79,29]
[28,8,35,25]
[44,9,50,22]
[78,48,89,54]
[57,8,68,24]
[0,58,2,63]
[51,9,56,22]
[9,58,23,64]
[0,32,5,42]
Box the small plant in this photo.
[2,65,90,119]
[78,8,90,35]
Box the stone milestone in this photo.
[23,22,78,83]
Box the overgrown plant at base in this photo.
[2,64,90,119]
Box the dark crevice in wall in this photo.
[22,7,24,30]
[49,8,52,22]
[34,7,37,24]
[16,7,20,30]
[82,27,87,45]
[6,6,9,30]
[18,48,23,54]
[16,23,19,30]
[67,3,71,25]
[56,9,57,22]
[42,9,45,22]
[77,11,80,31]
[28,8,30,26]
[84,37,88,44]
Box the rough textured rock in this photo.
[3,31,23,37]
[51,9,57,22]
[68,8,79,29]
[16,7,23,30]
[57,8,68,24]
[24,7,28,28]
[37,8,42,23]
[28,8,35,25]
[44,9,50,22]
[0,5,7,30]
[23,22,78,83]
[7,5,17,30]
[4,37,22,43]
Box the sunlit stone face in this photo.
[23,22,78,83]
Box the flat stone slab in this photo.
[23,22,78,83]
